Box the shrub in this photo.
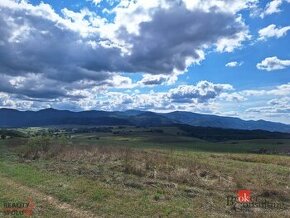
[18,136,50,160]
[18,135,69,160]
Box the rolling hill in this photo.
[0,108,289,133]
[162,111,290,133]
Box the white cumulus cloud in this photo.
[257,57,290,71]
[225,61,243,67]
[168,81,234,103]
[91,0,102,6]
[260,0,283,18]
[258,24,290,40]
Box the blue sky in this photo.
[0,0,289,123]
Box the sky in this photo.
[0,0,289,124]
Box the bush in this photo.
[18,135,69,160]
[18,136,50,160]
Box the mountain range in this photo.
[0,108,289,133]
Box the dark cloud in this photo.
[0,74,85,99]
[0,7,119,82]
[141,78,167,85]
[0,1,247,101]
[139,75,169,85]
[119,5,245,74]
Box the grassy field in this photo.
[0,126,289,217]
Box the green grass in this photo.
[73,134,288,154]
[0,128,289,217]
[0,178,72,218]
[0,160,199,216]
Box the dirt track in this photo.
[0,176,98,218]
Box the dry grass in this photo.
[3,135,289,217]
[23,143,237,192]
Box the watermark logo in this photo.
[2,197,35,216]
[227,190,287,212]
[237,189,251,203]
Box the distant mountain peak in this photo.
[0,108,289,132]
[39,108,58,111]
